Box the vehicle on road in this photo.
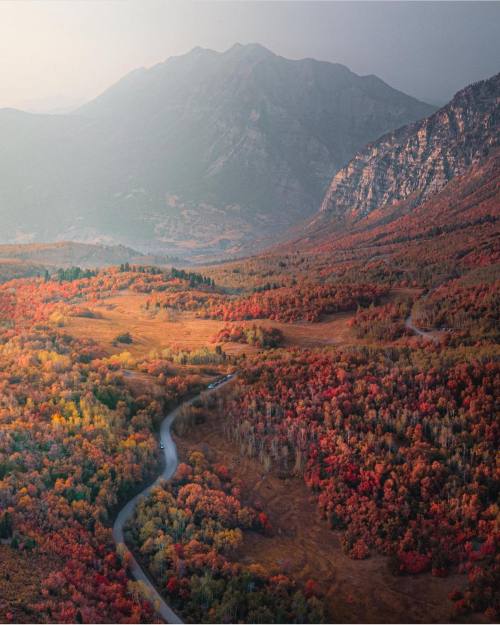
[207,372,236,389]
[159,443,165,450]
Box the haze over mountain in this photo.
[0,43,434,257]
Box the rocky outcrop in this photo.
[318,73,499,220]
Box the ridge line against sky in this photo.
[1,0,499,112]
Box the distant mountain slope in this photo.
[0,259,45,283]
[316,73,499,223]
[0,44,434,256]
[0,241,175,269]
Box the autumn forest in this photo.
[0,5,499,624]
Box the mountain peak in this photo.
[226,42,274,55]
[185,45,217,57]
[181,42,274,62]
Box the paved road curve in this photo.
[113,376,235,624]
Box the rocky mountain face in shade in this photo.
[316,73,499,223]
[0,43,434,257]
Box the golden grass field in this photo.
[65,291,358,358]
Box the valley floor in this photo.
[1,263,496,623]
[64,290,402,357]
[63,286,482,623]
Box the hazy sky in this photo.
[1,1,499,111]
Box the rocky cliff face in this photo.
[318,73,499,221]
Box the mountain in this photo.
[0,43,434,257]
[0,258,46,283]
[0,241,177,270]
[316,73,499,224]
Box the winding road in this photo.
[405,308,441,342]
[113,375,235,624]
[404,287,442,342]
